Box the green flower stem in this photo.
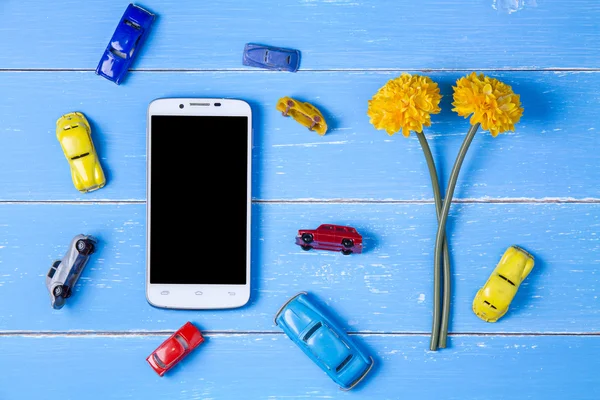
[416,131,452,352]
[433,122,481,349]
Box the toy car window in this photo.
[70,152,90,161]
[47,267,56,279]
[483,300,497,310]
[497,274,516,286]
[129,36,142,58]
[153,353,167,369]
[303,322,322,342]
[174,334,189,350]
[335,354,353,373]
[124,19,141,30]
[110,47,127,59]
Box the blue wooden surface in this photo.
[1,71,599,201]
[2,1,600,70]
[0,335,598,399]
[1,1,599,399]
[0,203,599,333]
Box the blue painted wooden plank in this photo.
[0,203,598,333]
[1,1,599,70]
[0,334,598,399]
[0,71,598,201]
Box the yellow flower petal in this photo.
[367,73,442,137]
[451,72,524,135]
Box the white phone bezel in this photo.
[146,98,252,309]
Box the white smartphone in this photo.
[146,98,252,309]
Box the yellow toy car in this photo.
[276,97,328,135]
[56,112,106,193]
[472,245,534,322]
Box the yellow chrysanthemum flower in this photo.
[452,72,524,137]
[367,73,442,137]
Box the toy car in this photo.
[296,224,362,255]
[46,234,98,310]
[274,292,374,390]
[146,321,205,377]
[56,112,106,193]
[276,97,328,135]
[242,43,300,72]
[96,3,155,84]
[472,245,535,322]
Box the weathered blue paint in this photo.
[0,1,599,69]
[0,72,599,201]
[0,335,598,399]
[0,202,598,333]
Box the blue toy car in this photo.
[274,292,374,390]
[96,3,155,84]
[242,43,301,72]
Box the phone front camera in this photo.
[214,103,221,107]
[179,104,184,109]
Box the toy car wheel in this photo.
[341,249,352,255]
[282,100,295,117]
[302,233,314,243]
[76,239,95,255]
[53,285,64,297]
[301,245,312,251]
[76,239,86,252]
[342,239,354,248]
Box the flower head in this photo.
[367,73,442,137]
[452,72,523,137]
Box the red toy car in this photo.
[296,224,363,255]
[146,321,204,376]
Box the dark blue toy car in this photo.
[96,3,155,84]
[242,43,300,72]
[274,292,374,390]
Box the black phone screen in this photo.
[149,115,249,284]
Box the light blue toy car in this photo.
[274,292,374,390]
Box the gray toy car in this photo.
[46,234,97,309]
